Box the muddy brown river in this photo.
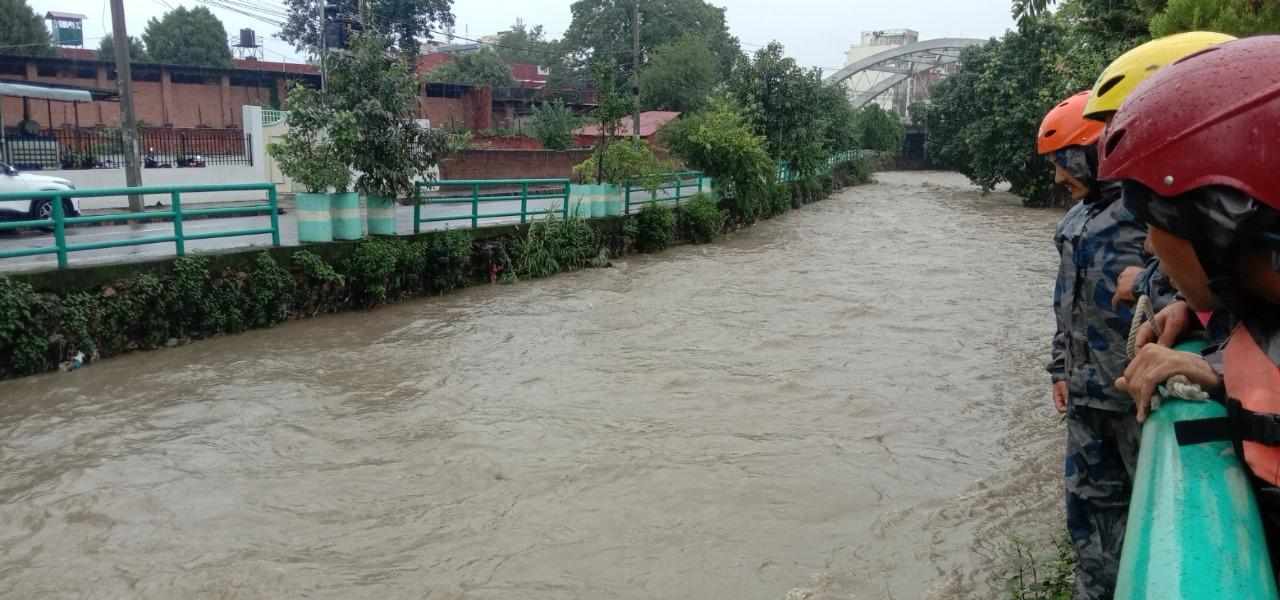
[0,172,1068,599]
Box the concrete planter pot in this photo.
[366,195,396,236]
[331,192,362,240]
[295,192,334,243]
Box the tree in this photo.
[560,0,742,84]
[728,42,828,175]
[529,100,580,150]
[854,105,905,153]
[659,96,775,221]
[0,0,53,57]
[1012,0,1164,38]
[279,0,455,57]
[494,21,559,65]
[639,35,717,112]
[327,34,451,198]
[425,49,514,88]
[97,34,148,63]
[143,7,233,68]
[268,85,356,193]
[1150,0,1280,36]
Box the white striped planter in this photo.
[295,192,334,243]
[331,192,362,240]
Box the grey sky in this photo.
[27,0,1012,72]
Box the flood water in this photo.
[0,171,1068,599]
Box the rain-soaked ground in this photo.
[0,171,1067,599]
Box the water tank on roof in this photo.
[239,29,258,48]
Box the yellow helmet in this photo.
[1083,31,1237,120]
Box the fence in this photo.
[777,150,863,183]
[413,178,572,231]
[0,183,279,269]
[0,128,253,171]
[623,171,707,214]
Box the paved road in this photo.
[0,196,574,273]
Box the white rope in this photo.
[1127,295,1210,409]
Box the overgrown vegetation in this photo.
[632,204,676,253]
[659,98,776,223]
[1001,536,1075,600]
[516,213,600,279]
[529,100,580,151]
[678,194,725,244]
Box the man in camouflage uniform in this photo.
[1048,146,1149,600]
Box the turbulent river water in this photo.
[0,171,1070,599]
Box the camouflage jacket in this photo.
[1049,185,1149,412]
[1134,257,1179,314]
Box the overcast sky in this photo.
[28,0,1013,72]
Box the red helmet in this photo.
[1037,91,1105,155]
[1099,36,1280,209]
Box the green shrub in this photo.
[767,183,791,217]
[292,250,346,316]
[659,98,775,223]
[516,213,599,279]
[819,173,834,196]
[573,139,670,186]
[0,277,49,377]
[248,252,294,328]
[426,229,473,293]
[171,256,247,337]
[678,194,724,243]
[529,99,579,151]
[633,204,675,253]
[347,238,407,306]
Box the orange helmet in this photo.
[1037,91,1105,156]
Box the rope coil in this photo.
[1127,295,1210,408]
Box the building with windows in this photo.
[843,29,919,115]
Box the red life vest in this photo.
[1226,324,1280,486]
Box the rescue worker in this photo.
[1081,31,1237,314]
[1101,34,1280,563]
[1040,90,1148,600]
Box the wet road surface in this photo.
[0,171,1066,599]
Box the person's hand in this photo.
[1134,300,1193,350]
[1116,344,1221,422]
[1113,266,1143,307]
[1053,381,1068,414]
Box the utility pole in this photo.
[317,0,327,91]
[108,0,143,211]
[631,0,641,143]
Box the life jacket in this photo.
[1226,324,1280,487]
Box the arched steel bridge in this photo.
[824,38,986,108]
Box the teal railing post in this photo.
[471,183,479,229]
[520,182,528,224]
[268,186,280,246]
[171,191,185,256]
[675,176,682,207]
[697,174,703,194]
[562,182,570,220]
[52,193,67,269]
[413,184,421,234]
[624,182,631,215]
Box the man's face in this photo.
[1054,165,1091,201]
[1149,226,1215,310]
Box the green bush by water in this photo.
[633,204,675,253]
[678,194,725,244]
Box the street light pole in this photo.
[109,0,144,211]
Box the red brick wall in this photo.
[439,149,593,180]
[419,97,466,129]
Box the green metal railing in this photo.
[0,183,280,269]
[777,150,862,182]
[623,171,706,215]
[413,178,571,232]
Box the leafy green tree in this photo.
[854,105,905,153]
[279,0,455,57]
[1012,0,1164,38]
[328,34,451,198]
[97,34,148,63]
[560,0,741,84]
[529,100,580,150]
[494,21,560,65]
[639,34,717,112]
[817,84,861,153]
[143,7,233,68]
[268,85,357,193]
[1150,0,1280,36]
[659,97,775,221]
[426,49,515,88]
[728,42,827,175]
[0,0,52,57]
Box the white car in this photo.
[0,162,80,222]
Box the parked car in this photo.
[0,162,80,222]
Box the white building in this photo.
[844,29,919,115]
